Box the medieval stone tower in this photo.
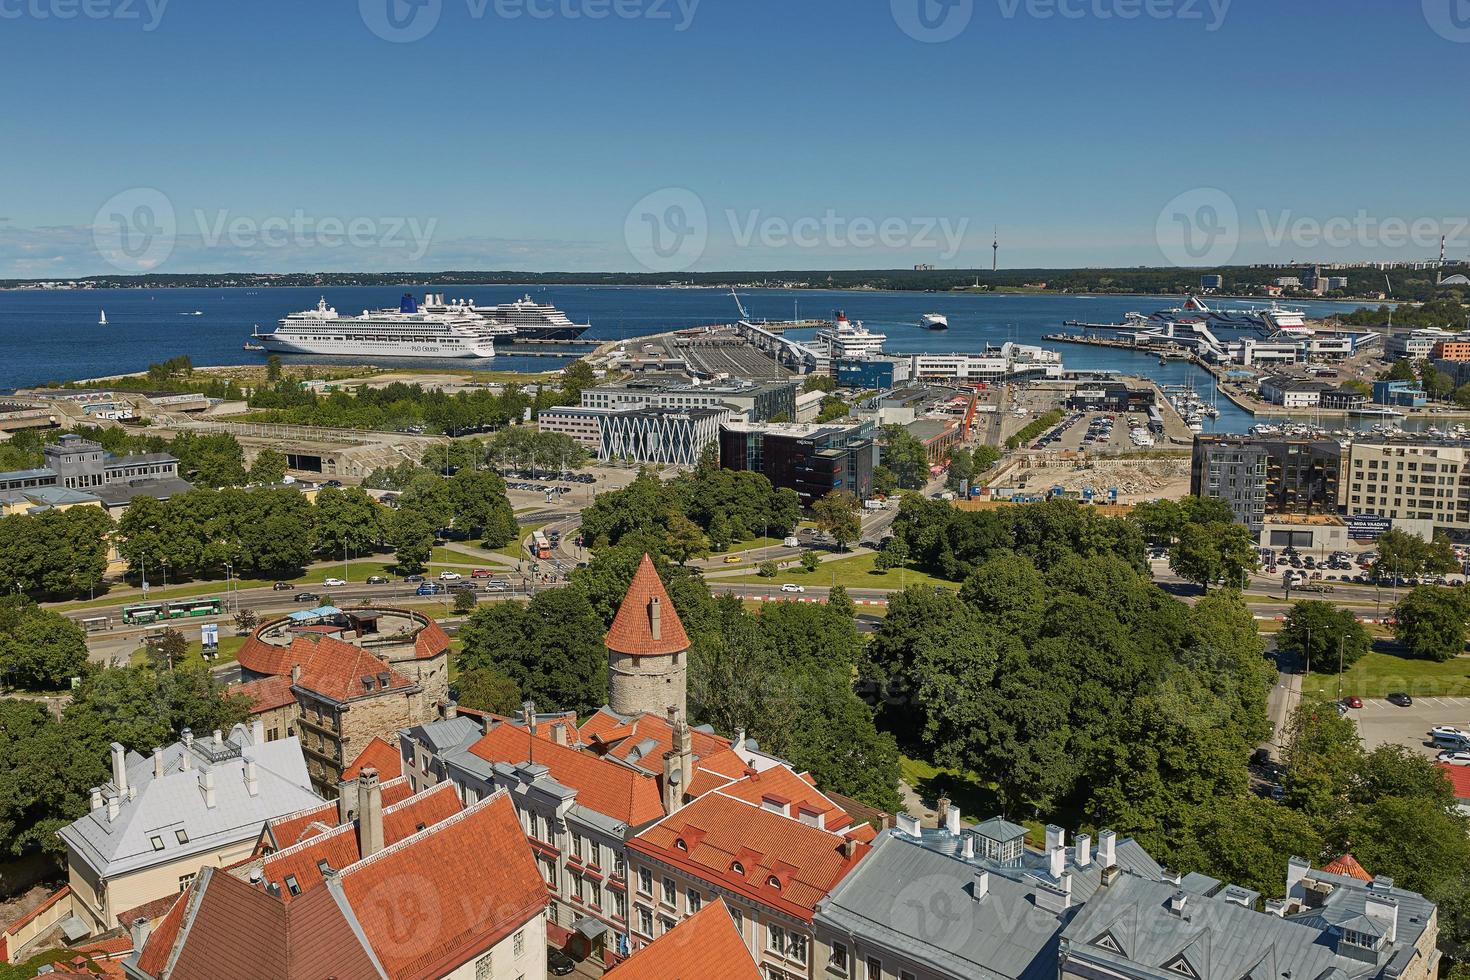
[605,554,689,718]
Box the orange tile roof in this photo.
[605,554,690,656]
[605,900,760,980]
[716,766,852,833]
[263,776,413,850]
[115,893,184,928]
[470,723,666,826]
[291,635,416,704]
[343,735,403,780]
[133,891,189,976]
[628,792,869,921]
[337,792,548,980]
[581,708,733,771]
[1323,853,1372,881]
[234,675,296,713]
[1441,762,1470,800]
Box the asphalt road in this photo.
[1353,698,1470,756]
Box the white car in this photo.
[323,577,347,587]
[439,571,463,581]
[780,583,805,594]
[1431,726,1470,740]
[1437,751,1470,766]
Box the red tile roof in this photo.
[605,900,760,980]
[236,607,450,677]
[470,723,666,826]
[628,792,869,921]
[263,776,413,851]
[343,735,403,780]
[1440,762,1470,800]
[605,554,690,656]
[234,675,296,714]
[716,766,853,833]
[1323,853,1372,881]
[294,635,416,704]
[581,708,733,771]
[115,893,184,928]
[337,792,548,980]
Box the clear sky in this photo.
[2,0,1467,276]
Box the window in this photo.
[831,942,849,975]
[639,867,653,895]
[768,924,786,954]
[284,875,300,896]
[638,907,654,936]
[731,860,745,876]
[687,889,702,914]
[614,853,626,877]
[867,957,883,980]
[571,833,584,860]
[178,873,195,891]
[730,906,742,935]
[475,951,493,980]
[513,929,525,957]
[900,972,915,980]
[788,933,808,965]
[613,891,627,920]
[150,835,165,851]
[662,877,676,906]
[174,829,189,845]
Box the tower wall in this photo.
[607,650,686,718]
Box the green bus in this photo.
[122,597,223,625]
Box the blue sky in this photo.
[2,0,1467,275]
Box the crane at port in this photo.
[730,288,752,322]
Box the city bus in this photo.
[528,531,553,560]
[121,597,224,625]
[122,602,167,625]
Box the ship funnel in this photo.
[400,293,418,314]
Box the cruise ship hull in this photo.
[506,324,590,342]
[253,335,495,359]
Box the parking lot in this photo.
[1352,697,1470,756]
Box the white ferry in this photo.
[252,295,496,359]
[815,311,887,358]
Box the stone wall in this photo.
[607,651,686,718]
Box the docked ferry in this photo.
[251,295,496,359]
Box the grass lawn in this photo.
[1257,621,1392,639]
[129,634,246,669]
[494,525,546,561]
[1301,651,1470,699]
[725,554,958,591]
[898,755,1022,831]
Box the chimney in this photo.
[1168,891,1189,917]
[1286,856,1310,900]
[107,795,120,822]
[199,768,216,809]
[936,796,951,827]
[153,747,164,779]
[1045,824,1064,854]
[1098,829,1117,868]
[249,868,264,887]
[251,720,265,744]
[213,729,223,748]
[130,917,152,953]
[1049,840,1066,880]
[1366,879,1399,943]
[90,787,103,811]
[1075,833,1092,868]
[896,813,921,838]
[552,723,569,747]
[961,835,975,860]
[357,768,384,856]
[182,727,193,747]
[945,806,962,836]
[842,838,859,859]
[111,742,129,797]
[1162,867,1182,887]
[243,753,259,797]
[442,701,458,720]
[1264,898,1290,917]
[733,728,746,753]
[973,869,990,901]
[522,700,537,738]
[649,595,662,641]
[290,664,301,684]
[1100,865,1120,887]
[337,777,356,825]
[662,751,684,815]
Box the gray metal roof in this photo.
[91,477,195,507]
[404,716,483,753]
[973,817,1029,844]
[56,729,322,879]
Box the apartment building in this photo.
[1191,436,1342,531]
[1339,439,1470,537]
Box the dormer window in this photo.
[731,860,745,876]
[284,875,300,896]
[675,838,688,851]
[767,875,781,890]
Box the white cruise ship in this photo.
[252,295,496,359]
[418,294,517,339]
[473,294,591,341]
[815,311,887,358]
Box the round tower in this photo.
[605,554,689,718]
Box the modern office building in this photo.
[579,380,796,423]
[1191,436,1342,531]
[1373,380,1428,408]
[1190,436,1271,529]
[1260,377,1332,408]
[600,407,732,467]
[719,420,877,505]
[836,357,910,391]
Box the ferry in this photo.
[251,294,496,359]
[920,313,950,331]
[815,311,887,358]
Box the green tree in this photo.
[800,551,821,573]
[827,584,854,619]
[389,507,436,575]
[247,449,288,485]
[879,425,930,490]
[1281,698,1362,822]
[1165,797,1324,899]
[812,491,861,551]
[1384,358,1418,382]
[757,560,778,578]
[146,627,188,671]
[0,701,107,857]
[452,590,478,615]
[314,486,382,558]
[458,590,608,713]
[946,447,974,497]
[803,375,836,393]
[1171,521,1259,590]
[265,355,283,382]
[1392,587,1470,662]
[0,605,89,690]
[664,513,710,565]
[872,466,899,498]
[455,666,521,715]
[1281,601,1373,673]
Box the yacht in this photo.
[920,313,950,331]
[98,309,107,325]
[251,294,496,359]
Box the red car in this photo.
[1342,696,1363,709]
[471,568,492,579]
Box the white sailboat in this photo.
[98,310,107,325]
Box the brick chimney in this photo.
[552,723,569,746]
[522,700,537,738]
[243,752,259,797]
[131,917,151,953]
[153,747,164,779]
[357,768,384,856]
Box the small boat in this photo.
[920,313,949,330]
[242,342,265,352]
[98,310,107,325]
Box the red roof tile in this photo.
[1441,762,1470,800]
[292,635,416,703]
[237,607,450,677]
[133,890,192,977]
[628,792,869,921]
[470,723,666,826]
[234,675,296,714]
[581,708,733,772]
[263,776,413,850]
[716,766,852,833]
[605,554,690,656]
[343,735,403,780]
[115,893,184,928]
[1323,853,1372,881]
[605,900,760,980]
[337,792,548,980]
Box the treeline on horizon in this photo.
[7,265,1468,303]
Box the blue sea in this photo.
[0,285,1377,433]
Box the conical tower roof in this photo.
[606,554,690,657]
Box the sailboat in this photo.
[98,310,107,325]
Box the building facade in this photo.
[1191,436,1342,531]
[599,408,732,468]
[1190,437,1270,529]
[1339,439,1470,537]
[720,421,877,506]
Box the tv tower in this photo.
[992,227,999,272]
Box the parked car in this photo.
[295,592,320,604]
[1387,692,1413,707]
[484,581,510,592]
[272,582,295,591]
[548,949,576,977]
[1437,751,1470,766]
[471,568,492,579]
[439,571,463,581]
[323,577,347,587]
[366,575,390,585]
[1341,696,1363,709]
[323,480,344,488]
[448,582,477,593]
[404,575,425,584]
[780,583,805,594]
[416,583,442,596]
[723,556,742,564]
